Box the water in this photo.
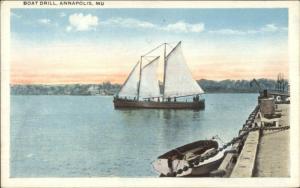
[10,94,258,177]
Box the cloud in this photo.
[100,17,204,33]
[208,24,286,35]
[38,18,51,25]
[102,17,156,29]
[163,21,205,33]
[67,13,98,31]
[261,24,278,32]
[65,15,204,33]
[209,29,247,35]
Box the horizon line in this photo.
[10,77,286,86]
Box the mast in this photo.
[137,56,142,100]
[162,43,167,99]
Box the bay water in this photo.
[11,94,258,177]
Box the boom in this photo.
[250,79,262,92]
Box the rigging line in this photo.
[142,43,165,57]
[142,56,160,69]
[143,56,155,63]
[141,42,178,57]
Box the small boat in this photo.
[113,41,205,110]
[152,139,227,177]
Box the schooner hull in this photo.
[113,98,205,110]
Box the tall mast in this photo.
[162,43,167,99]
[137,56,142,100]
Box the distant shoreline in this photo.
[10,92,259,96]
[10,78,286,96]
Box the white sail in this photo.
[118,61,140,98]
[164,42,204,98]
[139,56,160,99]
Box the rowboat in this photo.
[152,139,227,177]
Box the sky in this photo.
[10,8,288,84]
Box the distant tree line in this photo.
[11,79,288,95]
[197,78,288,93]
[11,82,120,95]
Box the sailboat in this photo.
[113,41,205,109]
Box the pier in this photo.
[254,104,289,177]
[211,94,290,177]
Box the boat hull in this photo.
[158,158,223,177]
[156,150,225,177]
[152,140,220,177]
[113,98,205,110]
[158,140,218,159]
[181,155,224,177]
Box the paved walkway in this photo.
[254,104,290,177]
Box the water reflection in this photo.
[117,108,205,155]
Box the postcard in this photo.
[1,0,299,187]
